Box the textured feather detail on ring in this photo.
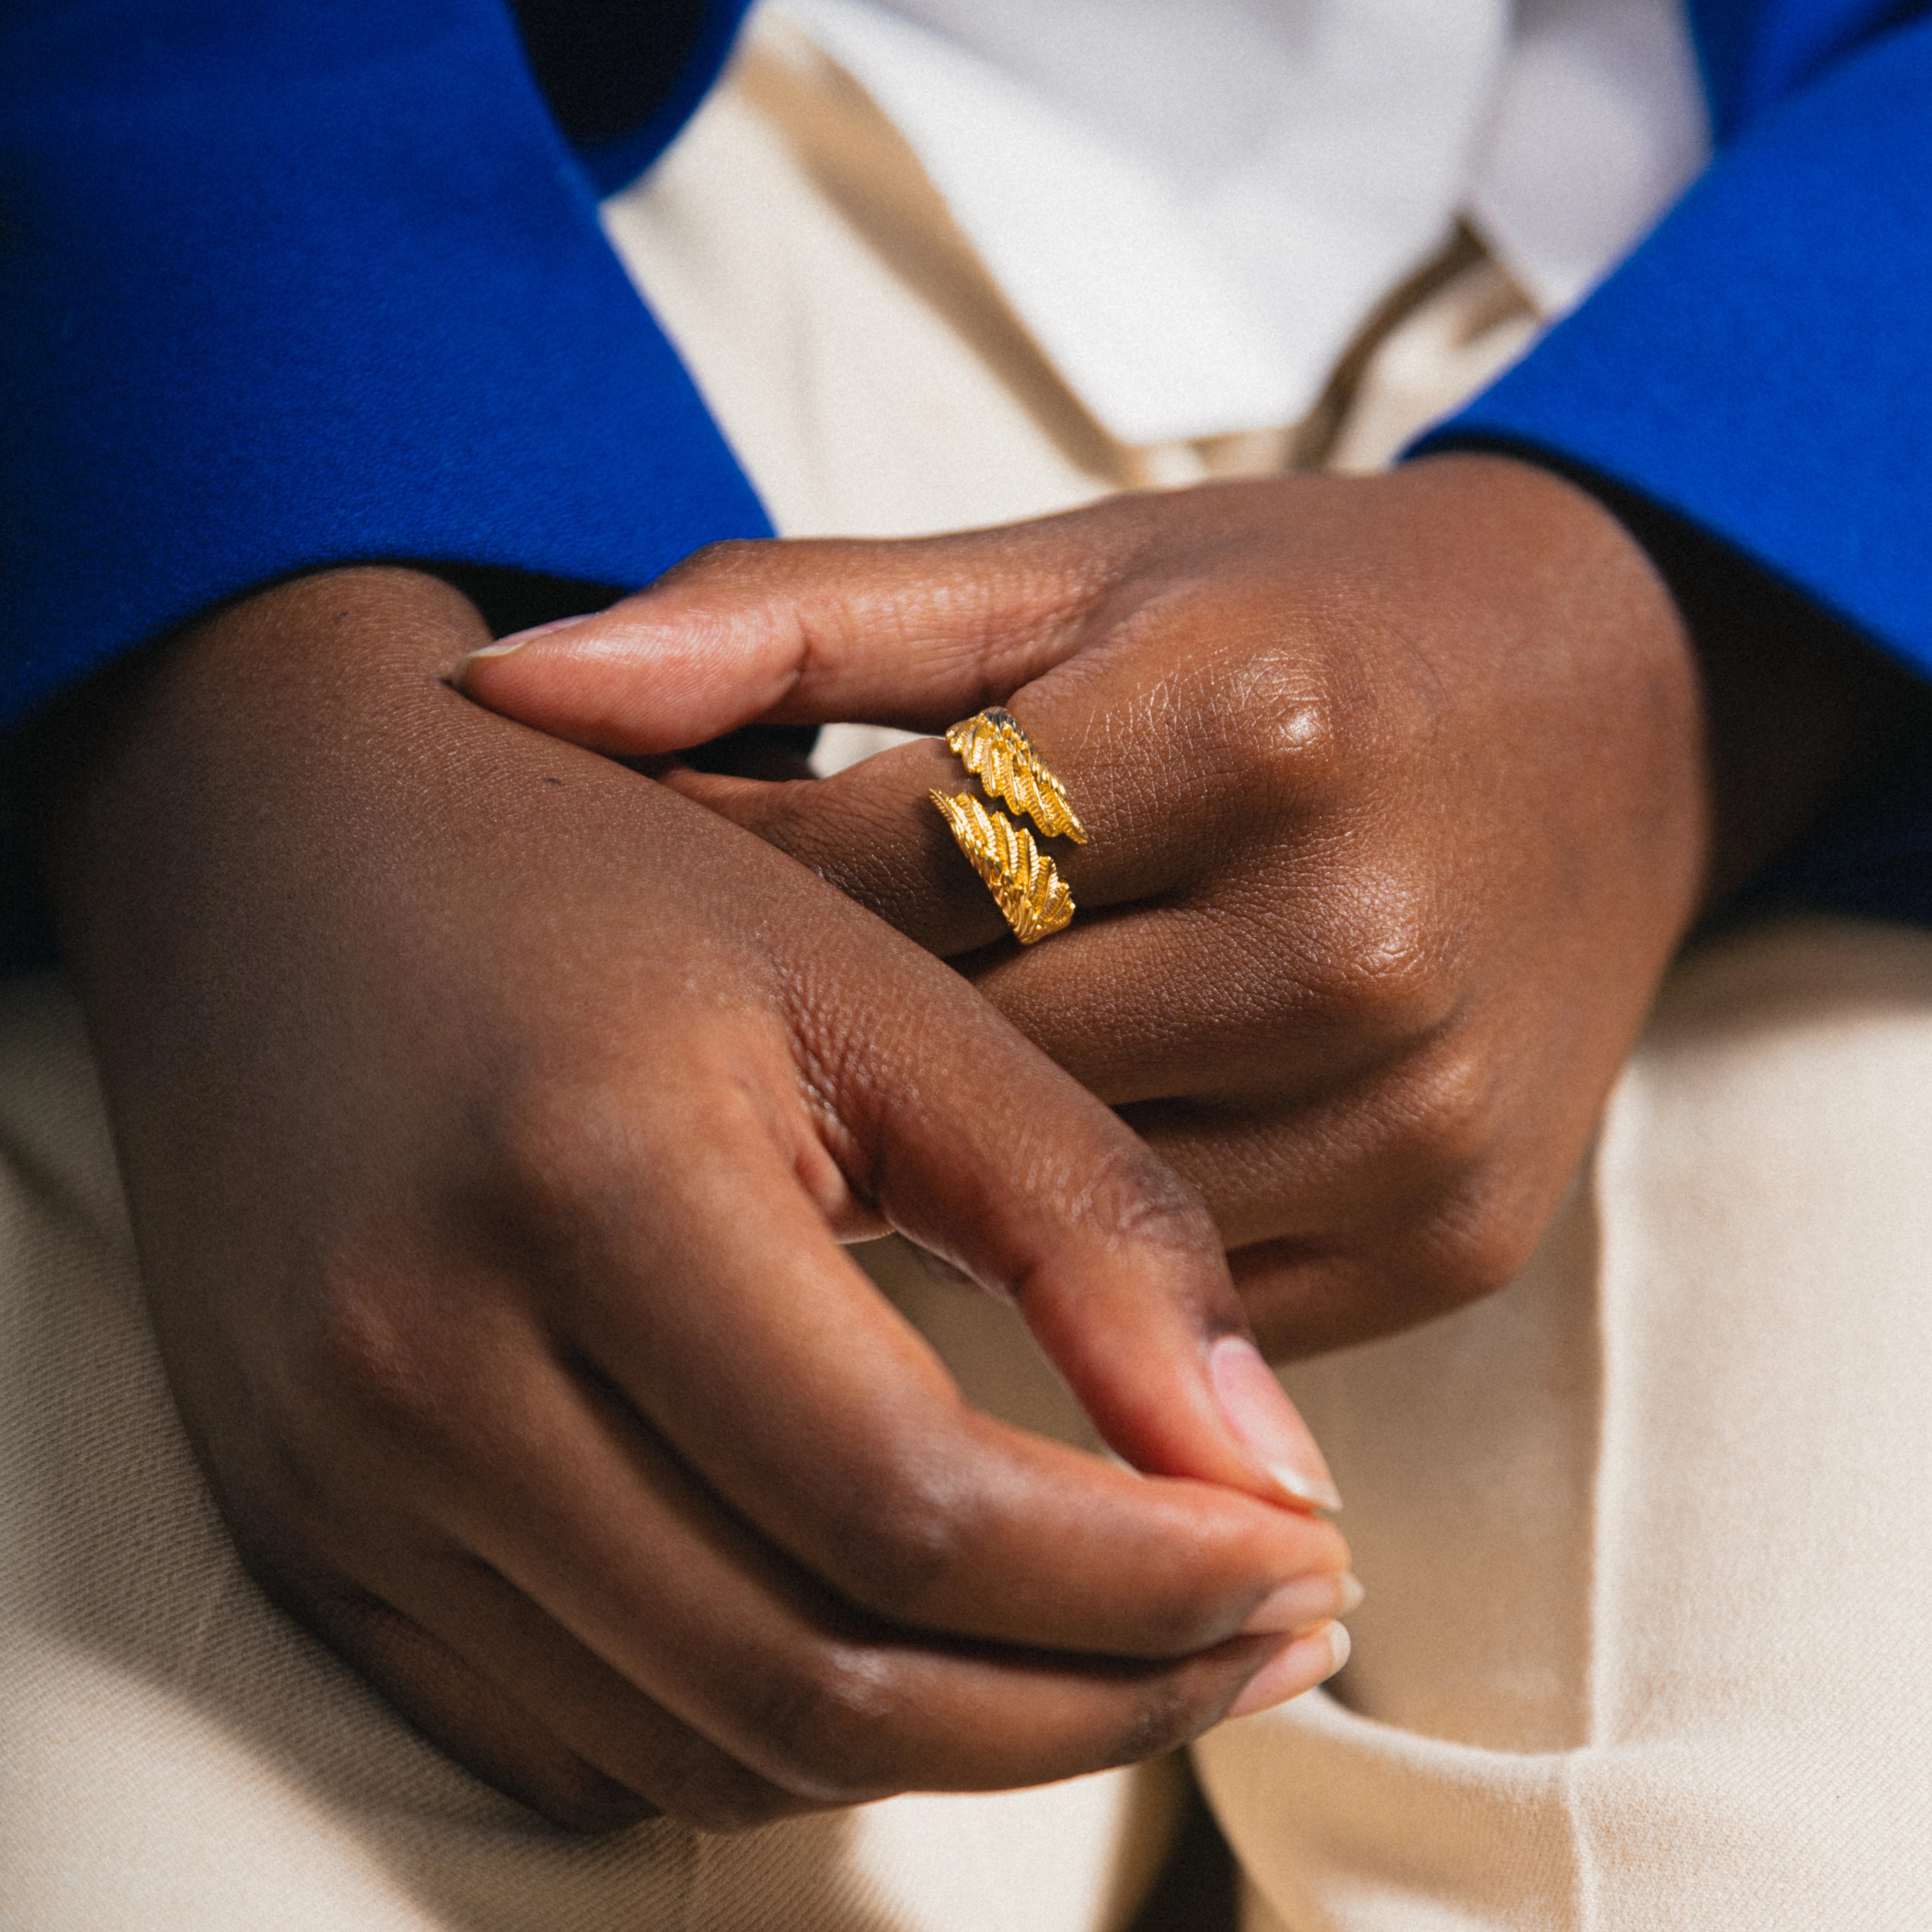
[944,708,1088,843]
[929,790,1075,944]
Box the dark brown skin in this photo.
[38,450,1921,1832]
[34,567,1352,1833]
[465,453,1931,1357]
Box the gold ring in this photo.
[929,791,1074,945]
[944,708,1087,844]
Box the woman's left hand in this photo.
[462,455,1715,1356]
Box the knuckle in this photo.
[484,1069,746,1272]
[297,1259,443,1433]
[1412,1177,1551,1308]
[1224,639,1355,803]
[486,1060,770,1250]
[752,1648,909,1802]
[1385,1043,1504,1182]
[1109,1672,1218,1766]
[827,1468,973,1624]
[1066,1139,1221,1262]
[488,1078,632,1234]
[1364,1100,1550,1317]
[1325,1044,1546,1320]
[1246,692,1349,808]
[1306,893,1460,1049]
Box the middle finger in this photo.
[439,1347,1341,1803]
[662,661,1251,960]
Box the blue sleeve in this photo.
[0,0,770,735]
[1422,7,1932,920]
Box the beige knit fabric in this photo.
[5,13,1930,1928]
[1211,919,1932,1928]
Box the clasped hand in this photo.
[469,453,1708,1359]
[40,567,1352,1835]
[43,453,1712,1835]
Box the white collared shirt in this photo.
[774,0,1709,445]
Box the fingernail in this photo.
[1226,1621,1352,1720]
[458,615,595,674]
[1208,1336,1342,1514]
[1240,1570,1364,1636]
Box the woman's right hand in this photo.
[33,567,1351,1832]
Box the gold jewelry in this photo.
[944,708,1088,844]
[929,790,1074,944]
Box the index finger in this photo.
[456,514,1150,753]
[536,1035,1345,1662]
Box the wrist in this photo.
[1445,453,1932,914]
[32,567,489,990]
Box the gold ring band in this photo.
[934,708,1085,944]
[944,708,1088,844]
[929,790,1074,945]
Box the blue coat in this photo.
[1,0,1927,949]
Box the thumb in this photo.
[455,523,1124,755]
